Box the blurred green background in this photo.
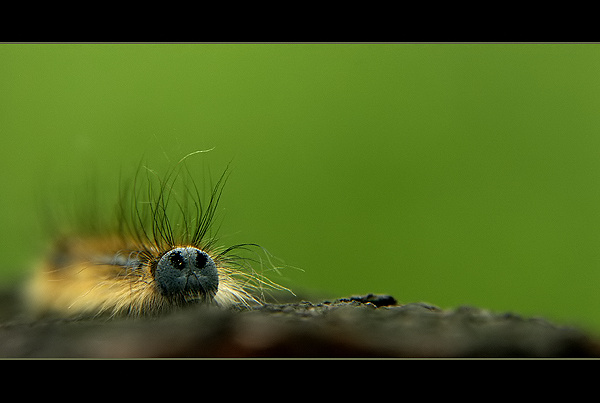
[2,43,600,333]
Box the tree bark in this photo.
[0,290,598,358]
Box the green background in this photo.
[2,43,600,333]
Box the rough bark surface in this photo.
[0,291,598,358]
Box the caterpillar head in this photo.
[154,247,219,301]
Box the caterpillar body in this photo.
[26,161,290,318]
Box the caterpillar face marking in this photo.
[26,161,291,319]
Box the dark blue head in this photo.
[155,247,219,300]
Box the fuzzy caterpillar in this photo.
[25,159,291,318]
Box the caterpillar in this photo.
[25,157,291,318]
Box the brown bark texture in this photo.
[0,291,598,358]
